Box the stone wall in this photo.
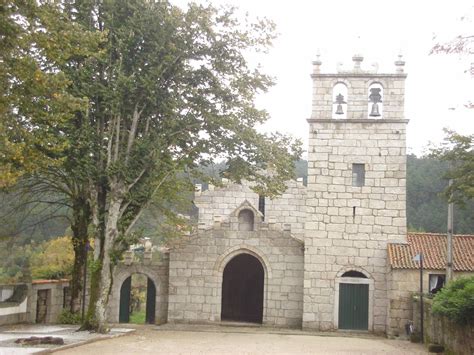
[108,254,169,324]
[0,284,29,325]
[168,209,304,328]
[388,269,473,338]
[195,181,307,241]
[28,280,69,324]
[413,298,474,355]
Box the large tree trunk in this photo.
[80,179,107,331]
[94,191,123,332]
[69,198,91,314]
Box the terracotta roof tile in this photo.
[388,233,474,271]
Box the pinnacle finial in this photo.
[395,53,406,73]
[313,49,322,74]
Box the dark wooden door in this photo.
[119,276,132,323]
[36,290,49,323]
[338,283,369,330]
[221,253,264,323]
[145,277,156,324]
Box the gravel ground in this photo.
[0,324,133,355]
[55,325,428,355]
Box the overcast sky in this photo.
[177,0,474,156]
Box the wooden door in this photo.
[338,283,369,330]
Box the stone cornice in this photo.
[306,118,410,124]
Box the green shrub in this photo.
[431,276,474,325]
[58,309,81,324]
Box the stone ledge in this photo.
[307,119,409,124]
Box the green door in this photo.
[338,283,369,330]
[119,276,131,323]
[145,277,156,324]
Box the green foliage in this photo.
[129,310,146,324]
[430,130,474,207]
[28,236,73,280]
[0,236,73,283]
[432,276,474,325]
[58,309,81,325]
[0,240,32,284]
[0,189,70,245]
[407,154,474,233]
[0,0,102,187]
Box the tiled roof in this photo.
[388,233,474,271]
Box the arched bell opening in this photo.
[332,82,348,119]
[221,253,264,323]
[368,83,383,118]
[119,273,156,324]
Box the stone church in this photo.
[103,54,472,337]
[164,53,409,333]
[2,55,473,337]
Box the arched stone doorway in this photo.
[221,253,264,323]
[119,274,156,324]
[334,267,373,331]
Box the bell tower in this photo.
[303,54,409,333]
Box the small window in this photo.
[258,195,265,220]
[238,209,254,231]
[63,287,70,309]
[429,274,445,294]
[342,270,367,278]
[352,164,365,187]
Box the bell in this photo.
[335,104,344,115]
[370,103,380,117]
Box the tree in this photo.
[430,130,474,207]
[1,0,102,314]
[30,236,74,280]
[0,0,102,188]
[432,276,474,325]
[61,1,301,332]
[430,10,473,207]
[406,154,474,233]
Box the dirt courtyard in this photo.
[55,325,427,355]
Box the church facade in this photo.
[106,54,472,337]
[165,54,409,334]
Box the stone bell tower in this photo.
[303,54,408,333]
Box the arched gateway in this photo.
[119,275,156,324]
[221,253,264,323]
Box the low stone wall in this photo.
[29,280,69,324]
[413,298,474,355]
[387,269,473,338]
[0,284,29,325]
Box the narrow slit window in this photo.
[258,195,265,220]
[352,164,365,187]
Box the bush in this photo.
[431,276,474,325]
[58,309,81,325]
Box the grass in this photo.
[129,310,146,324]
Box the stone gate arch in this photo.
[109,263,169,324]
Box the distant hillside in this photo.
[0,157,472,245]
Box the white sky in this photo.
[176,0,474,156]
